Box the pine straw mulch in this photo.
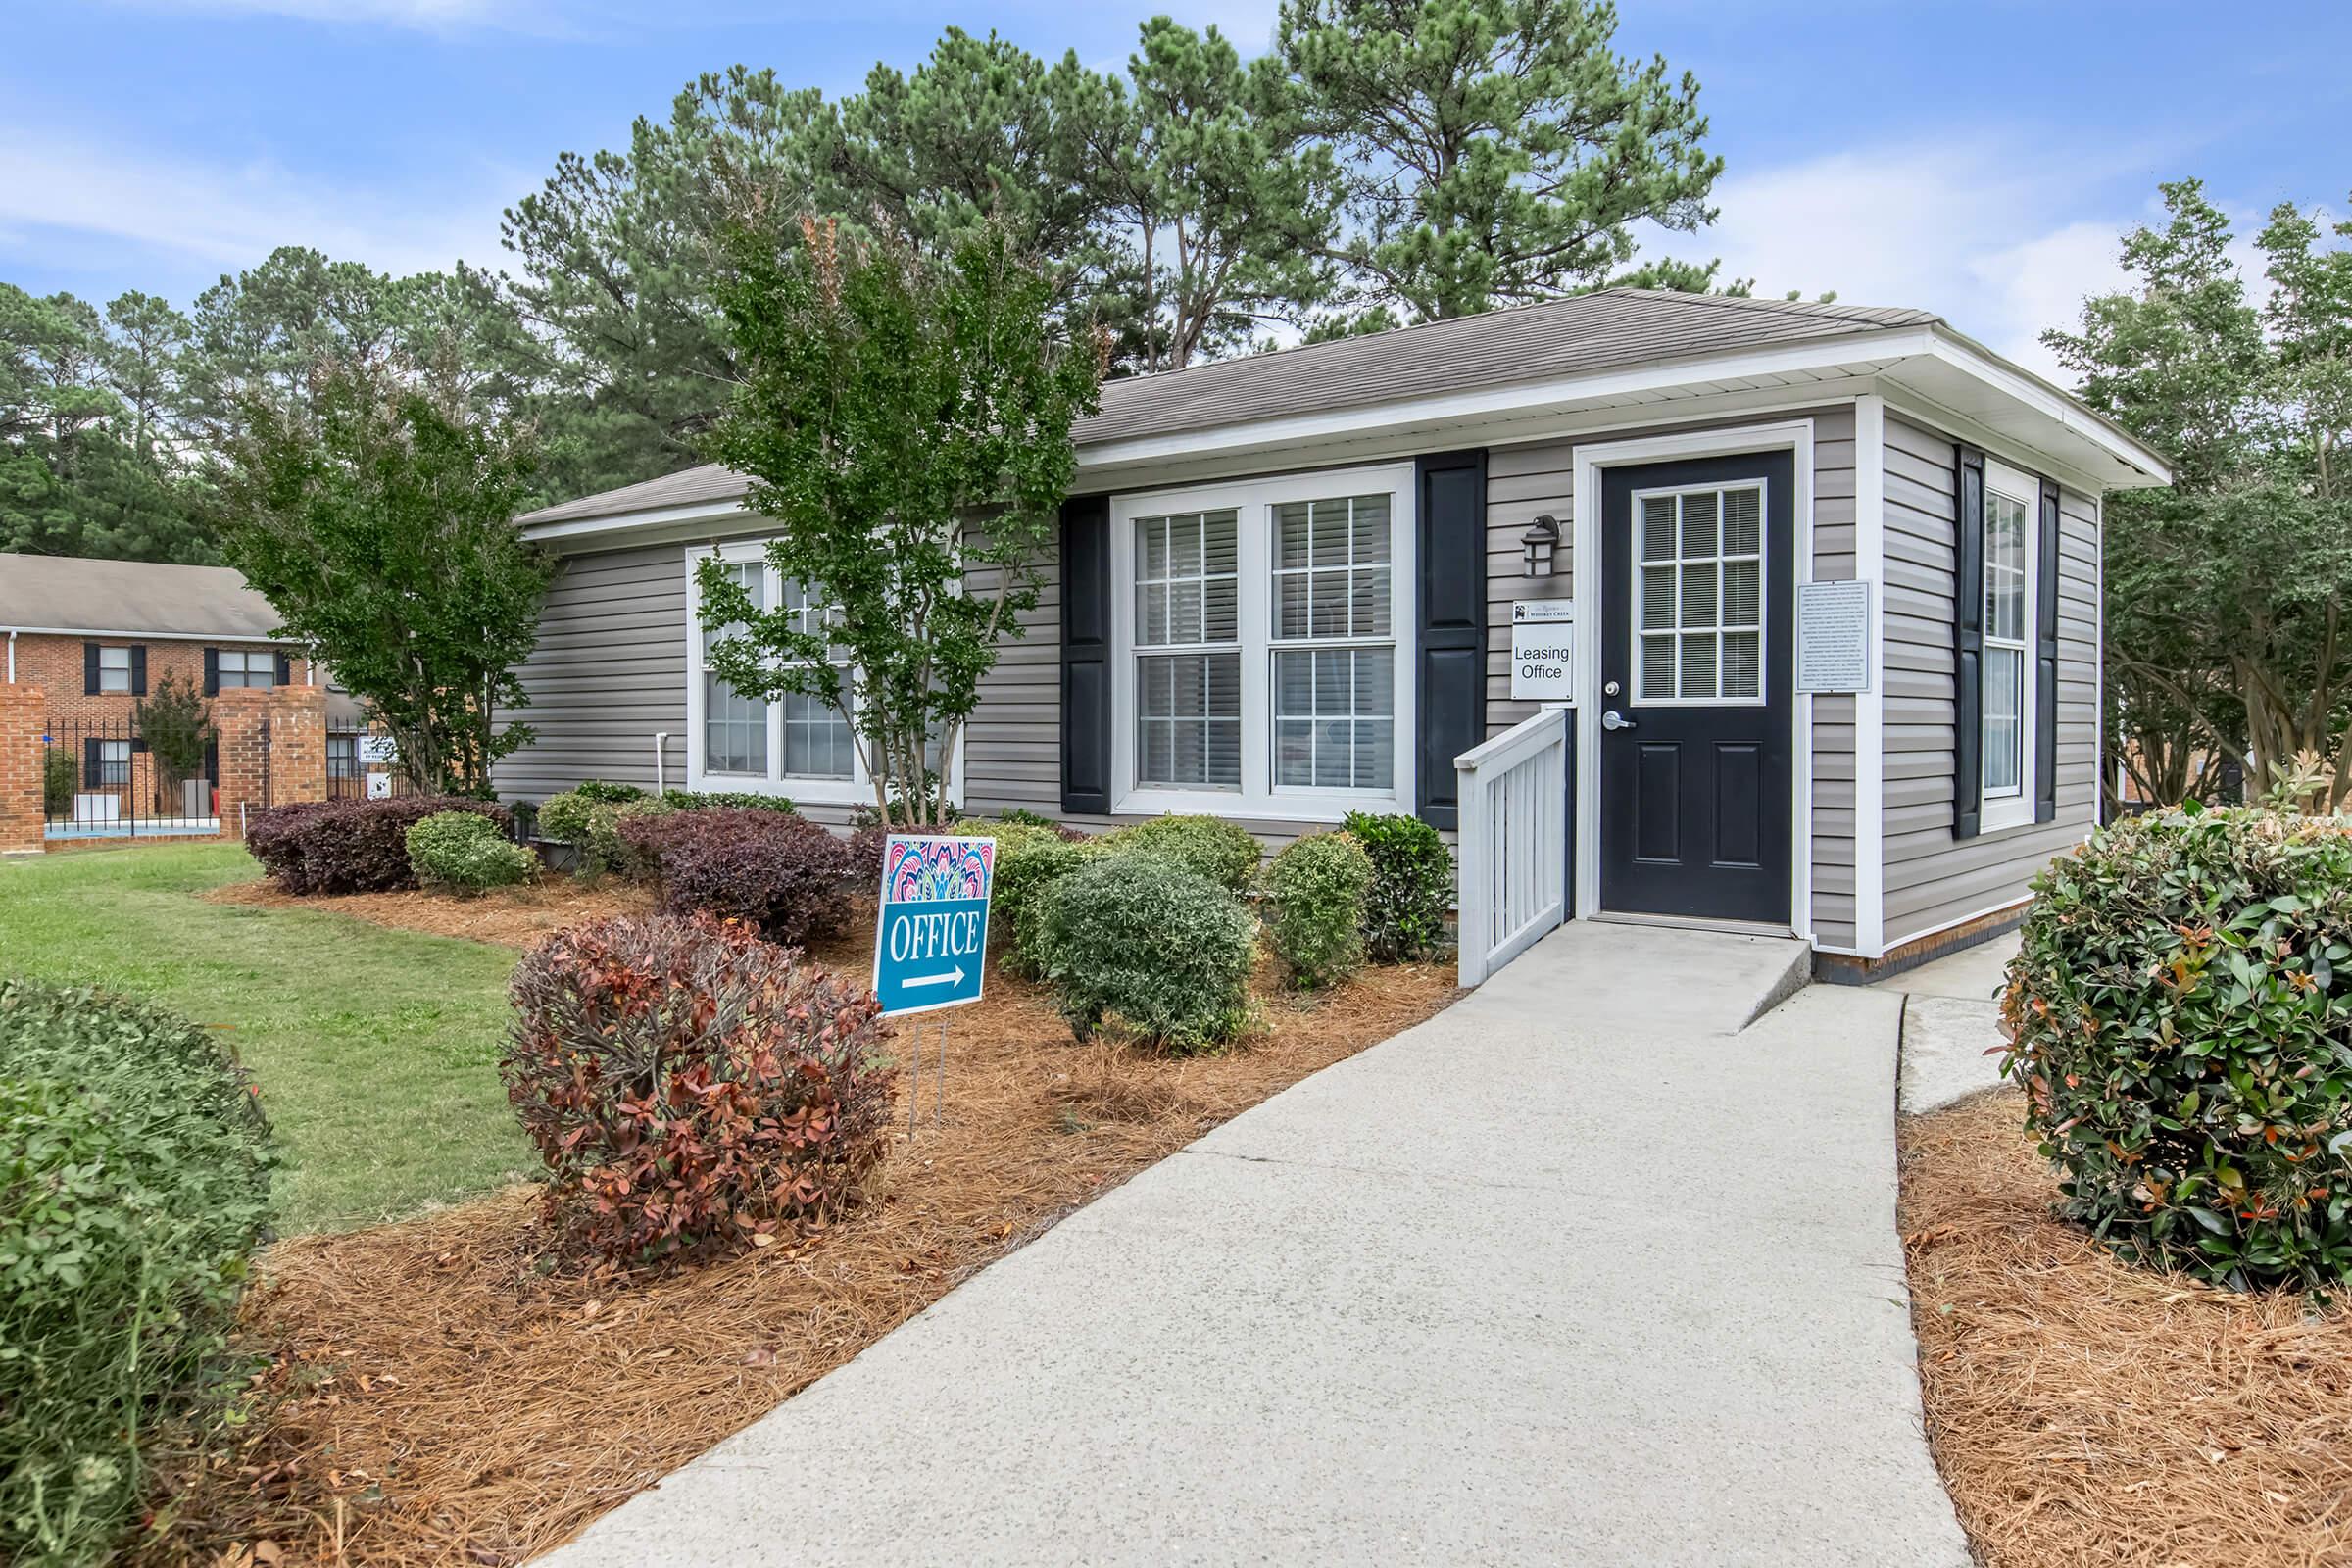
[1901,1090,2352,1568]
[149,933,1460,1568]
[205,876,660,950]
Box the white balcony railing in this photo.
[1453,708,1571,987]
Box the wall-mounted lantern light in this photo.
[1521,514,1560,578]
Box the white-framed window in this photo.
[1632,482,1764,706]
[683,542,959,806]
[1112,463,1416,820]
[1981,460,2039,832]
[95,738,131,786]
[216,649,276,689]
[97,645,132,694]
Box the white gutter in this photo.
[0,624,290,643]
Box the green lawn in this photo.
[0,843,532,1233]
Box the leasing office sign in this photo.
[870,834,996,1017]
[1509,600,1576,703]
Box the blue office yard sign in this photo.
[871,834,995,1017]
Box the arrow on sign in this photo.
[903,966,967,990]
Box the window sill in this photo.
[1115,785,1401,826]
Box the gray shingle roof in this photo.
[0,553,286,639]
[517,289,1941,527]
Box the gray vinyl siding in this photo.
[1880,413,2100,945]
[1482,405,1858,946]
[493,542,688,800]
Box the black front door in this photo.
[1597,452,1794,923]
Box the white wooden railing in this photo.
[1453,707,1571,987]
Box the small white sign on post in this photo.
[1796,579,1873,694]
[1509,600,1576,703]
[365,772,394,800]
[357,734,399,765]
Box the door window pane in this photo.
[1635,484,1765,701]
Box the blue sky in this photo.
[4,0,2344,379]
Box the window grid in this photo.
[1636,485,1764,704]
[216,649,276,689]
[98,645,131,694]
[1982,488,2031,799]
[96,739,131,786]
[1135,510,1242,789]
[775,577,855,780]
[1271,494,1396,791]
[702,560,768,776]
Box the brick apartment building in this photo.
[1,553,324,722]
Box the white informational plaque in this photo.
[1795,579,1872,694]
[1509,600,1575,703]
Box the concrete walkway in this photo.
[541,923,1968,1567]
[1887,932,2021,1114]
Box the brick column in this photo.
[214,684,329,837]
[0,683,45,855]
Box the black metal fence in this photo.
[326,722,413,801]
[40,717,220,842]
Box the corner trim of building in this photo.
[1853,393,1887,958]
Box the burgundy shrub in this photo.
[503,913,894,1266]
[620,807,859,945]
[245,795,512,894]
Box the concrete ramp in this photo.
[1479,919,1814,1035]
[540,922,1963,1568]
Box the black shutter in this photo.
[1058,493,1112,815]
[204,738,219,785]
[2036,478,2061,824]
[203,648,220,696]
[274,650,293,685]
[83,642,99,696]
[1415,449,1488,829]
[82,736,99,782]
[128,645,147,696]
[1953,445,1985,840]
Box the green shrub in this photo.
[0,980,278,1566]
[1106,813,1262,893]
[997,833,1106,978]
[41,747,76,817]
[534,789,599,847]
[661,787,797,813]
[1343,810,1454,962]
[2001,804,2352,1294]
[1263,832,1373,989]
[245,796,512,895]
[406,810,537,893]
[1040,857,1256,1053]
[571,779,648,804]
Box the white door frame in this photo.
[1569,418,1817,940]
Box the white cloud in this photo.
[0,129,514,288]
[1644,137,2145,381]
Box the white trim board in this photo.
[1852,394,1887,957]
[1569,418,1818,941]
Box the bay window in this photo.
[1113,464,1415,820]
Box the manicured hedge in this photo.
[246,796,513,895]
[505,914,892,1265]
[621,807,859,945]
[2003,804,2352,1293]
[407,810,537,893]
[1040,856,1256,1053]
[1343,810,1454,961]
[1106,813,1263,893]
[1263,831,1373,989]
[0,980,278,1566]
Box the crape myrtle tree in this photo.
[2048,179,2352,808]
[218,355,553,795]
[1275,0,1727,326]
[696,215,1105,829]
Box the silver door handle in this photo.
[1601,710,1636,731]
